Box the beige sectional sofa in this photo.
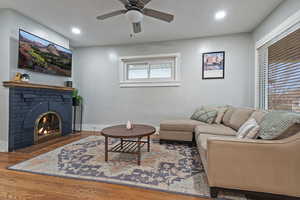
[159,106,300,198]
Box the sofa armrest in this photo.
[206,134,300,197]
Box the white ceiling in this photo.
[0,0,283,47]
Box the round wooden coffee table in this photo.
[101,124,156,165]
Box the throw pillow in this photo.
[190,107,218,124]
[245,125,260,139]
[198,105,228,124]
[215,106,228,124]
[191,108,202,120]
[237,118,258,139]
[258,111,300,140]
[222,106,235,127]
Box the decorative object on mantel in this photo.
[21,73,30,82]
[202,51,225,79]
[72,89,83,133]
[13,72,22,81]
[13,72,30,82]
[64,80,73,87]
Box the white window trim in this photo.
[254,10,300,108]
[119,53,181,88]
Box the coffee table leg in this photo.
[147,136,150,152]
[137,137,141,165]
[105,136,108,162]
[121,138,123,149]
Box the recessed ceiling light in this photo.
[71,27,81,35]
[215,11,226,20]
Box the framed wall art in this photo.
[202,51,225,79]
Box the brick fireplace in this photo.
[4,81,73,151]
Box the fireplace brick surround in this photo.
[4,81,73,151]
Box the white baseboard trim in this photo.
[82,124,160,135]
[0,140,8,152]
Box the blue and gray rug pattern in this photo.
[9,136,246,200]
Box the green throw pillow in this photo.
[191,107,218,124]
[258,111,300,140]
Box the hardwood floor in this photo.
[0,132,207,200]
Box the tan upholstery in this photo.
[159,130,193,141]
[197,143,208,173]
[215,106,228,124]
[195,124,236,139]
[222,106,235,126]
[198,133,235,150]
[160,106,300,198]
[228,108,254,130]
[250,110,268,124]
[276,123,300,140]
[160,120,205,132]
[206,132,300,197]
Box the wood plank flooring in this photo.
[0,132,207,200]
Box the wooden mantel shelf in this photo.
[3,81,75,91]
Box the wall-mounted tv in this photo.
[18,29,72,77]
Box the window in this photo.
[119,54,181,87]
[258,28,300,112]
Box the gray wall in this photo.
[253,0,300,42]
[73,33,254,130]
[0,9,70,152]
[0,9,11,151]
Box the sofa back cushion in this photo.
[250,110,268,124]
[228,108,255,130]
[258,111,300,140]
[222,106,235,126]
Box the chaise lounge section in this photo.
[159,106,300,198]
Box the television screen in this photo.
[18,29,72,77]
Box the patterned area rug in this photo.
[9,136,246,199]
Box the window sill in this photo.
[120,81,181,88]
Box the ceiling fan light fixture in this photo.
[126,10,144,23]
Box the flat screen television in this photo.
[18,29,72,77]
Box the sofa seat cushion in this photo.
[159,130,193,142]
[160,120,205,132]
[197,133,236,150]
[195,124,237,139]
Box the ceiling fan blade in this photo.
[96,10,127,20]
[133,22,142,33]
[140,0,151,6]
[143,8,174,23]
[118,0,129,6]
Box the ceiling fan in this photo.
[96,0,174,34]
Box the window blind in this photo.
[268,28,300,111]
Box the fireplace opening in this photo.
[34,112,62,144]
